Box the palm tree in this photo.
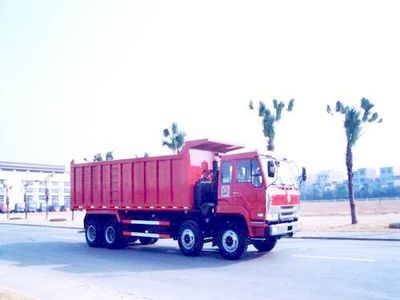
[106,151,113,161]
[249,99,295,151]
[327,98,382,224]
[93,153,103,161]
[162,122,186,154]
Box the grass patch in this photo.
[49,218,67,222]
[389,223,400,229]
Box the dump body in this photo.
[71,153,206,211]
[72,139,301,260]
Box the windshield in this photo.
[260,156,297,187]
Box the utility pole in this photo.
[1,183,12,219]
[22,180,29,220]
[45,173,54,220]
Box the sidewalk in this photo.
[295,231,400,241]
[0,211,84,229]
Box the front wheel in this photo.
[218,224,248,260]
[178,220,204,256]
[253,237,277,252]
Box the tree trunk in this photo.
[346,142,357,224]
[267,139,275,151]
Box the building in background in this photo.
[0,161,70,212]
[315,170,346,190]
[380,167,400,188]
[353,168,379,196]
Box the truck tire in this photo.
[104,220,124,249]
[139,237,158,245]
[253,237,277,252]
[178,220,204,256]
[85,219,104,247]
[218,224,248,260]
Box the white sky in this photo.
[0,0,399,173]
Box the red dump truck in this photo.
[71,139,305,260]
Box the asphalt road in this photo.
[0,224,399,300]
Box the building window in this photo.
[64,196,70,207]
[51,196,59,206]
[64,188,70,194]
[52,182,59,186]
[51,188,59,194]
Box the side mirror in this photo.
[301,167,307,182]
[267,161,275,178]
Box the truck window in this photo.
[237,159,263,187]
[237,160,251,183]
[221,162,233,183]
[251,160,263,187]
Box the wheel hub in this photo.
[222,230,239,253]
[105,226,115,244]
[87,225,96,242]
[181,229,195,249]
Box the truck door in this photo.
[230,159,266,220]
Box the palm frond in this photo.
[287,99,295,112]
[163,128,170,138]
[368,112,379,122]
[344,108,361,146]
[248,100,254,110]
[361,98,374,121]
[275,101,285,121]
[335,101,343,113]
[258,101,266,117]
[273,99,278,110]
[171,122,178,135]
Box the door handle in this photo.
[232,192,240,196]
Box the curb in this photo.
[0,222,83,231]
[293,236,400,242]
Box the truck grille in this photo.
[279,206,297,221]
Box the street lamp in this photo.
[45,173,54,220]
[34,173,53,220]
[21,180,29,220]
[0,182,13,220]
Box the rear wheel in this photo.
[85,219,104,247]
[178,220,204,256]
[218,224,248,260]
[253,237,277,252]
[104,220,125,249]
[139,237,158,245]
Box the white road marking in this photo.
[292,254,376,263]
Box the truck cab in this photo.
[188,140,303,259]
[217,152,300,236]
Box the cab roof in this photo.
[181,139,244,154]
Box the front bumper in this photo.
[269,221,300,236]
